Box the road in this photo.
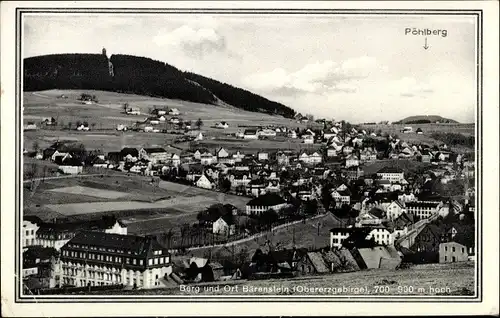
[187,213,328,251]
[395,212,441,248]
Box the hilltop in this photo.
[394,115,458,124]
[23,53,296,118]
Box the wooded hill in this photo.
[23,53,296,118]
[393,115,458,124]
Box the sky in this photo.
[23,14,477,123]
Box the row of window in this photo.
[63,268,122,281]
[63,250,144,265]
[67,244,128,254]
[25,230,35,236]
[444,246,465,253]
[62,250,169,266]
[408,207,437,211]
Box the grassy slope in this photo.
[23,90,307,153]
[188,213,347,260]
[394,115,458,124]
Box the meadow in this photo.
[23,90,308,153]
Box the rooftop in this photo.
[246,193,286,207]
[377,166,404,174]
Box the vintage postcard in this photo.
[1,1,498,316]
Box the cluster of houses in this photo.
[22,118,476,293]
[120,106,183,132]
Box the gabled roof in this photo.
[65,231,165,258]
[142,147,167,154]
[306,252,330,273]
[246,193,286,207]
[367,207,386,219]
[405,201,440,208]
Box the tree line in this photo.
[430,132,475,148]
[23,53,296,118]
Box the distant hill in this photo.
[23,52,296,118]
[393,115,458,124]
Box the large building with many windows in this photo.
[405,201,443,219]
[53,231,172,289]
[376,167,405,183]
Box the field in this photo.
[90,261,475,296]
[23,174,250,237]
[361,159,432,176]
[359,123,475,153]
[23,90,309,153]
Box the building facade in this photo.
[439,242,469,263]
[405,201,442,219]
[54,232,172,289]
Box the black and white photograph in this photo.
[1,1,498,317]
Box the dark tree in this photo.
[196,118,203,130]
[218,178,231,193]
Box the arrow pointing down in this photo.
[423,37,430,50]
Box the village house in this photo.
[185,164,203,182]
[330,228,358,249]
[243,129,259,140]
[259,129,277,138]
[366,227,394,246]
[215,122,229,129]
[23,218,40,249]
[409,224,447,263]
[344,166,364,181]
[398,192,417,203]
[350,246,401,270]
[200,152,217,165]
[331,189,351,208]
[276,152,290,166]
[298,152,322,165]
[24,122,38,131]
[376,167,405,183]
[258,152,269,161]
[151,108,167,116]
[265,180,281,194]
[216,147,230,159]
[345,154,359,168]
[386,200,406,220]
[357,208,385,227]
[439,242,468,263]
[245,193,287,215]
[139,148,169,164]
[195,173,216,190]
[303,135,314,144]
[360,148,377,162]
[168,108,180,116]
[287,130,297,139]
[120,147,139,162]
[228,170,252,188]
[232,151,245,163]
[212,215,236,236]
[248,179,267,197]
[58,157,83,175]
[326,147,338,157]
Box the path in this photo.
[23,174,104,184]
